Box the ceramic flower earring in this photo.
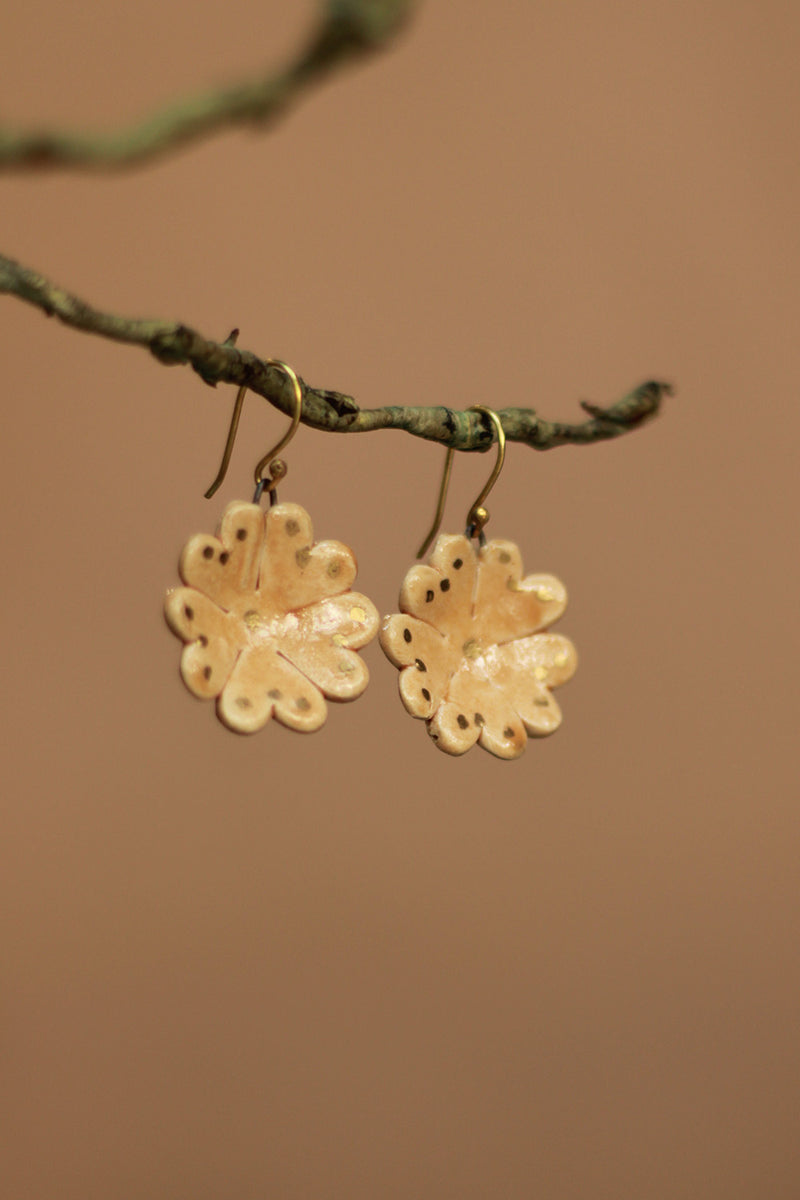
[165,361,379,734]
[380,406,577,759]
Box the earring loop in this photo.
[416,405,507,558]
[204,360,303,502]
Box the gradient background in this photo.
[2,2,798,1196]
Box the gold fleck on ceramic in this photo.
[165,500,378,734]
[380,532,576,759]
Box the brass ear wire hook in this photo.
[416,405,507,558]
[204,360,303,504]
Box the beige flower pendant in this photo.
[380,532,577,759]
[165,499,379,734]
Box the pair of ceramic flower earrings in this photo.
[165,361,577,759]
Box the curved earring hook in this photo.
[416,405,506,558]
[204,360,303,501]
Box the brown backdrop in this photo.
[2,2,799,1197]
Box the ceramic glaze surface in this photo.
[380,532,576,759]
[165,500,379,733]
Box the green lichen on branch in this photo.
[0,0,670,452]
[0,0,416,171]
[0,252,670,451]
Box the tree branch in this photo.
[0,0,669,450]
[0,0,415,171]
[0,252,670,452]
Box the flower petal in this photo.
[164,586,232,645]
[480,633,577,737]
[301,592,379,650]
[258,502,357,613]
[165,584,244,699]
[476,708,528,759]
[446,663,528,759]
[379,613,447,668]
[179,502,265,610]
[426,700,481,755]
[380,614,451,718]
[517,688,564,737]
[474,539,568,643]
[275,591,378,700]
[484,632,578,689]
[399,534,477,640]
[279,633,370,702]
[179,638,239,700]
[397,661,446,719]
[217,643,327,734]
